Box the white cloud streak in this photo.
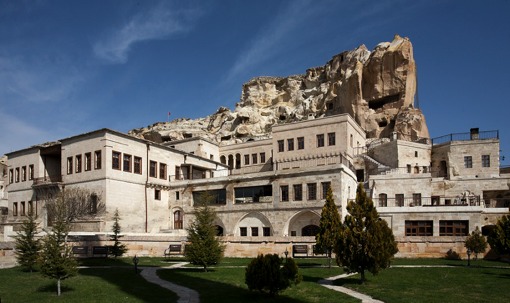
[93,3,201,64]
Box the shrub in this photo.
[445,249,461,260]
[245,254,301,296]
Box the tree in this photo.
[185,193,224,271]
[488,214,510,255]
[109,208,128,258]
[464,226,487,260]
[14,214,41,272]
[316,186,341,268]
[335,184,398,283]
[39,207,78,296]
[245,254,301,296]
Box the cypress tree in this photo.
[316,186,341,268]
[109,208,127,258]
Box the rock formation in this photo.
[129,35,429,145]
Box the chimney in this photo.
[470,128,479,140]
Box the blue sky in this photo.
[1,0,509,165]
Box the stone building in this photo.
[1,115,509,258]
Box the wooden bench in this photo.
[292,245,308,258]
[92,246,109,258]
[72,246,89,257]
[312,245,328,257]
[164,244,183,258]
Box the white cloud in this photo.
[93,3,201,64]
[0,110,51,156]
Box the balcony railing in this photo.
[32,176,62,186]
[376,196,483,208]
[432,130,499,145]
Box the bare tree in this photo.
[45,187,105,226]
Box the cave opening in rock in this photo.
[368,93,401,110]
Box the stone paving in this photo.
[319,273,384,303]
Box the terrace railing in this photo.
[432,130,499,145]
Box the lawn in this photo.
[1,257,509,303]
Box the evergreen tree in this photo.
[316,186,341,268]
[185,193,224,271]
[109,208,127,258]
[39,192,77,296]
[488,214,510,255]
[464,226,487,260]
[14,215,41,272]
[245,254,301,296]
[335,183,398,283]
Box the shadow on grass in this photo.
[482,270,510,279]
[37,283,75,293]
[158,267,308,303]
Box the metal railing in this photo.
[32,176,62,186]
[432,130,499,145]
[376,196,483,208]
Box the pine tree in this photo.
[488,214,510,255]
[14,215,40,272]
[185,192,224,271]
[465,226,487,260]
[316,186,341,268]
[109,209,127,258]
[335,183,398,283]
[39,192,77,296]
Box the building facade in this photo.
[1,116,509,258]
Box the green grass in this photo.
[0,266,178,302]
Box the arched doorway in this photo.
[173,210,183,229]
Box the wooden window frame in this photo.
[294,184,303,201]
[464,156,472,168]
[251,227,259,237]
[159,163,167,180]
[307,183,317,200]
[29,164,34,180]
[260,152,266,163]
[240,227,247,237]
[287,138,294,151]
[21,166,26,182]
[13,202,18,216]
[123,154,132,172]
[85,153,92,171]
[277,140,284,152]
[317,134,325,147]
[321,182,331,199]
[244,154,250,165]
[75,154,82,173]
[67,157,73,175]
[252,153,258,165]
[149,161,157,178]
[134,156,142,174]
[263,227,271,237]
[439,220,469,236]
[405,220,433,236]
[112,151,121,170]
[174,210,183,229]
[94,150,102,170]
[281,185,289,202]
[379,193,387,207]
[328,132,336,146]
[154,189,161,200]
[482,155,490,167]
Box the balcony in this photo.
[432,130,499,145]
[32,176,62,188]
[375,196,483,208]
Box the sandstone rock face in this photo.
[129,35,429,145]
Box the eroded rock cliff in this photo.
[129,35,429,145]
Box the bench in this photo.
[312,245,328,257]
[292,245,308,258]
[72,246,89,257]
[92,246,109,258]
[164,244,183,258]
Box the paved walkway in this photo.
[140,262,199,303]
[319,273,384,303]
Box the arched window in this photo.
[174,210,183,229]
[302,225,320,236]
[215,225,224,236]
[220,155,226,165]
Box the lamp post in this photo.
[133,255,139,273]
[284,248,289,260]
[467,249,471,267]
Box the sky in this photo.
[1,0,509,165]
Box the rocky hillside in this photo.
[129,35,429,145]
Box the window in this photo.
[405,220,433,236]
[159,163,167,179]
[29,164,34,180]
[379,193,387,207]
[412,193,422,206]
[321,182,331,199]
[328,132,336,146]
[251,227,259,237]
[281,185,289,202]
[307,183,317,200]
[278,140,284,152]
[20,202,25,216]
[317,134,325,147]
[464,156,472,168]
[21,166,26,181]
[350,134,353,147]
[240,227,247,237]
[482,155,490,167]
[297,137,305,149]
[288,138,294,151]
[131,156,141,174]
[15,167,19,182]
[175,191,180,200]
[252,153,258,165]
[112,151,121,170]
[263,227,271,236]
[123,154,132,172]
[28,201,35,216]
[440,220,468,236]
[9,169,13,184]
[175,166,181,180]
[90,194,98,214]
[396,194,404,207]
[154,189,161,200]
[67,157,73,174]
[415,151,418,157]
[85,153,92,171]
[174,210,183,229]
[244,154,250,165]
[260,152,266,163]
[13,202,18,216]
[75,155,82,173]
[149,161,157,177]
[294,184,303,201]
[94,150,102,169]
